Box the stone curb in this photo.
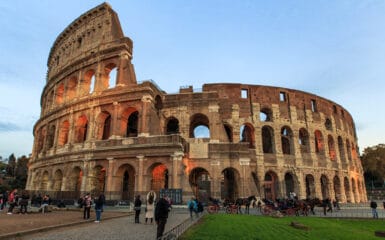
[0,212,134,240]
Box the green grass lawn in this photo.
[179,214,385,240]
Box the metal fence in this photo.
[159,212,205,240]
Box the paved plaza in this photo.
[1,203,384,240]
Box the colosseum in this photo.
[26,3,367,204]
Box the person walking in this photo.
[94,193,105,223]
[1,190,8,211]
[187,197,196,219]
[19,190,29,214]
[134,195,142,223]
[7,189,18,215]
[145,191,155,224]
[83,193,92,220]
[370,200,378,219]
[155,195,170,239]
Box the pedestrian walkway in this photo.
[17,209,190,240]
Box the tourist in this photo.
[19,190,29,214]
[134,195,142,223]
[83,193,92,219]
[1,190,8,211]
[41,194,50,213]
[155,195,170,239]
[187,197,197,219]
[145,191,156,224]
[7,189,18,215]
[370,200,378,219]
[94,193,105,223]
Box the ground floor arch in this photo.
[305,174,316,199]
[116,164,135,201]
[189,167,211,202]
[221,167,241,202]
[264,171,279,200]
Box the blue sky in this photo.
[0,0,384,158]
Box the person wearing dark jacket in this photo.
[155,196,170,239]
[19,190,30,214]
[134,195,142,223]
[94,193,105,223]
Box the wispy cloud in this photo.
[0,122,23,132]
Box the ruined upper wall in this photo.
[46,2,132,81]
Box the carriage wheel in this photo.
[262,206,272,215]
[226,206,232,214]
[207,206,215,214]
[286,208,295,216]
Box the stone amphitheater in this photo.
[26,3,367,204]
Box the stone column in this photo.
[137,155,145,194]
[105,157,115,193]
[210,160,221,199]
[139,95,152,136]
[111,101,120,137]
[171,152,183,189]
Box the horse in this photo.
[244,195,257,214]
[293,199,309,216]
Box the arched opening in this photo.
[189,167,211,202]
[45,90,54,111]
[264,171,279,200]
[262,126,274,153]
[55,83,64,105]
[221,168,240,202]
[240,123,255,148]
[74,115,88,143]
[284,173,295,198]
[127,111,139,137]
[344,177,351,202]
[281,126,293,155]
[338,136,346,163]
[151,164,169,194]
[328,135,336,160]
[66,77,77,100]
[346,140,352,162]
[305,174,316,199]
[58,120,69,146]
[189,113,210,138]
[96,111,111,140]
[36,127,46,153]
[260,107,272,122]
[299,128,310,153]
[166,117,179,135]
[118,164,135,201]
[46,124,56,149]
[223,123,233,142]
[325,118,333,131]
[333,176,341,201]
[314,130,324,153]
[106,64,117,89]
[320,175,329,199]
[69,167,82,199]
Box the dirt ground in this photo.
[0,208,130,237]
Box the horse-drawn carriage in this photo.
[261,199,298,216]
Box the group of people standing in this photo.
[0,189,35,214]
[133,191,172,239]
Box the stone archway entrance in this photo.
[221,168,240,202]
[305,174,316,199]
[284,172,295,198]
[117,164,135,201]
[189,167,211,203]
[264,171,279,200]
[150,163,169,194]
[321,175,329,199]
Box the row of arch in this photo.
[36,109,359,169]
[45,63,118,111]
[31,161,365,203]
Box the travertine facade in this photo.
[26,3,367,203]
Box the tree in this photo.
[361,144,385,188]
[6,153,16,177]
